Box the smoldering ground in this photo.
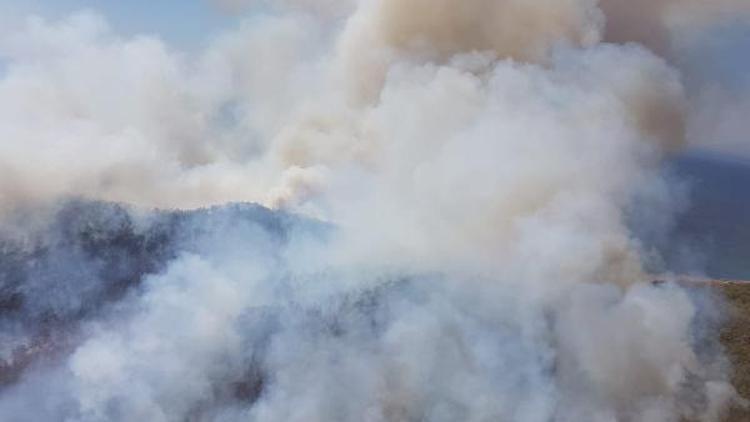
[0,0,749,421]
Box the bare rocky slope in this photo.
[714,281,750,421]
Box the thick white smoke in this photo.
[0,0,747,421]
[0,10,333,209]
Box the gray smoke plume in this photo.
[0,1,747,421]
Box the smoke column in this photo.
[0,0,748,421]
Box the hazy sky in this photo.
[4,0,750,81]
[0,0,238,47]
[1,0,749,157]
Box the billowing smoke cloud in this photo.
[0,10,333,209]
[599,0,750,158]
[0,1,746,421]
